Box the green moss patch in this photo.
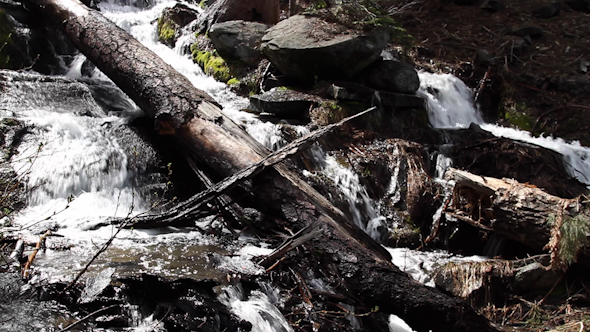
[190,45,231,83]
[0,10,16,69]
[504,106,533,131]
[157,17,177,47]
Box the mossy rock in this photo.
[0,10,26,70]
[190,45,232,83]
[503,103,534,131]
[157,17,178,47]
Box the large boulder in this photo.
[261,14,390,82]
[209,20,269,65]
[361,60,420,94]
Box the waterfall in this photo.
[417,71,483,129]
[418,70,590,185]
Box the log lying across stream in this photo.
[445,168,590,270]
[23,0,498,330]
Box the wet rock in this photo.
[0,70,104,117]
[533,2,561,18]
[328,82,375,102]
[509,25,544,39]
[344,139,440,246]
[565,0,590,12]
[158,4,199,47]
[512,262,562,293]
[0,10,28,70]
[209,20,269,65]
[120,274,250,332]
[80,267,116,304]
[249,88,315,119]
[261,14,389,82]
[360,60,420,94]
[328,82,424,110]
[0,272,24,301]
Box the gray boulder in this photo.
[249,88,315,119]
[261,14,389,81]
[209,20,269,66]
[361,60,420,94]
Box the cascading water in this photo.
[418,70,590,185]
[3,0,292,330]
[9,0,586,330]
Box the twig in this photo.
[474,66,492,103]
[58,304,118,332]
[127,107,378,228]
[482,26,498,38]
[22,230,51,279]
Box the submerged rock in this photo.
[209,20,269,65]
[261,14,389,81]
[249,88,315,119]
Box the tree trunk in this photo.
[197,0,280,32]
[25,1,498,331]
[445,168,590,270]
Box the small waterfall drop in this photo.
[417,71,483,129]
[418,71,590,185]
[219,285,294,332]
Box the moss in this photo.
[504,105,533,131]
[198,0,206,8]
[0,10,15,69]
[312,0,328,9]
[190,46,232,83]
[227,78,240,85]
[157,17,177,46]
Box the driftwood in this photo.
[445,167,590,270]
[433,255,562,306]
[24,1,498,330]
[22,230,50,278]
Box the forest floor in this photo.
[393,0,590,146]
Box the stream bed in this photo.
[2,0,590,331]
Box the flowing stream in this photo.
[5,0,590,331]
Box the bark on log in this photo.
[445,168,590,270]
[26,1,498,331]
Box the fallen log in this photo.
[24,1,498,330]
[445,167,590,270]
[433,255,562,307]
[125,106,377,229]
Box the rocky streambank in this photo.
[1,0,590,331]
